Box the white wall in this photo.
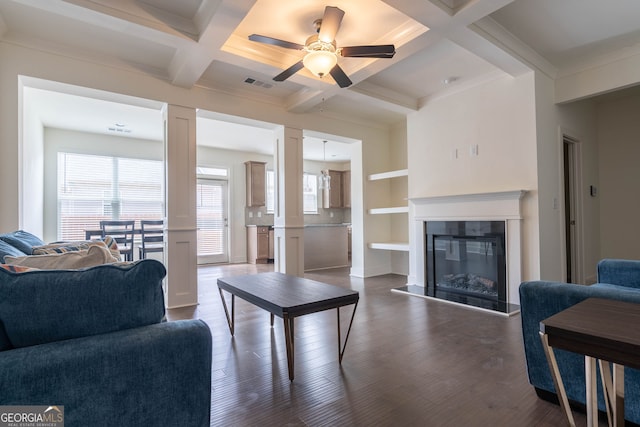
[597,93,640,260]
[21,85,45,238]
[407,73,540,281]
[536,70,601,283]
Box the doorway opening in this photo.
[196,175,229,264]
[562,134,583,283]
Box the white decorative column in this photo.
[273,126,304,276]
[163,104,198,308]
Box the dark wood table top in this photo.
[217,272,359,318]
[540,297,640,370]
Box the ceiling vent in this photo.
[244,77,273,89]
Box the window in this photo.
[302,173,318,213]
[265,170,318,214]
[57,152,164,241]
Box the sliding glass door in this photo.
[196,178,228,264]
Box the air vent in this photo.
[244,77,273,89]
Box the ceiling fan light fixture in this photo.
[303,36,337,78]
[303,50,337,78]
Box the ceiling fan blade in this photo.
[329,64,352,88]
[273,61,304,82]
[340,45,396,58]
[249,34,304,50]
[318,6,344,43]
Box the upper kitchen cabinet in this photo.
[323,169,350,208]
[342,170,351,208]
[245,161,266,207]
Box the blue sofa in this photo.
[0,259,212,427]
[520,258,640,424]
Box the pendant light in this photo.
[319,140,331,190]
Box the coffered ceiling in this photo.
[3,0,640,157]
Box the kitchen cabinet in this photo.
[323,169,350,208]
[343,170,351,208]
[247,225,270,264]
[245,161,266,207]
[303,225,349,271]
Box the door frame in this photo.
[561,132,584,284]
[196,177,229,265]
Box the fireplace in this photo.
[392,190,525,316]
[426,221,506,308]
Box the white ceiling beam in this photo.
[471,17,557,78]
[346,82,418,114]
[168,0,257,88]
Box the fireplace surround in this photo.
[427,220,506,300]
[394,190,526,315]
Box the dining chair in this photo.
[100,220,135,261]
[139,219,164,260]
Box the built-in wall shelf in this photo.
[368,169,408,181]
[368,242,409,251]
[368,206,409,215]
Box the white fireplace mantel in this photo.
[408,190,527,305]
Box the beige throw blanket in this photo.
[5,244,119,269]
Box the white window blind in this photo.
[57,152,164,241]
[196,180,225,256]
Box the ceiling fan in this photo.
[248,6,396,88]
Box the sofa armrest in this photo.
[519,280,640,419]
[0,320,211,427]
[597,258,640,288]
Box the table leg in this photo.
[337,300,359,363]
[283,315,295,381]
[599,360,614,427]
[270,313,274,327]
[613,363,624,427]
[597,360,625,427]
[585,356,598,427]
[218,288,235,335]
[540,332,576,427]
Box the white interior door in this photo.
[196,179,228,264]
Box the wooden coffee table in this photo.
[540,298,640,427]
[217,272,359,381]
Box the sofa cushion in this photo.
[0,230,45,255]
[0,259,167,349]
[4,244,119,269]
[0,239,27,263]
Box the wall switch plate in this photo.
[249,211,253,218]
[451,148,458,160]
[257,211,262,218]
[470,144,479,156]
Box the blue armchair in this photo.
[0,259,211,427]
[520,259,640,424]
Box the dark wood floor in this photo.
[167,264,589,427]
